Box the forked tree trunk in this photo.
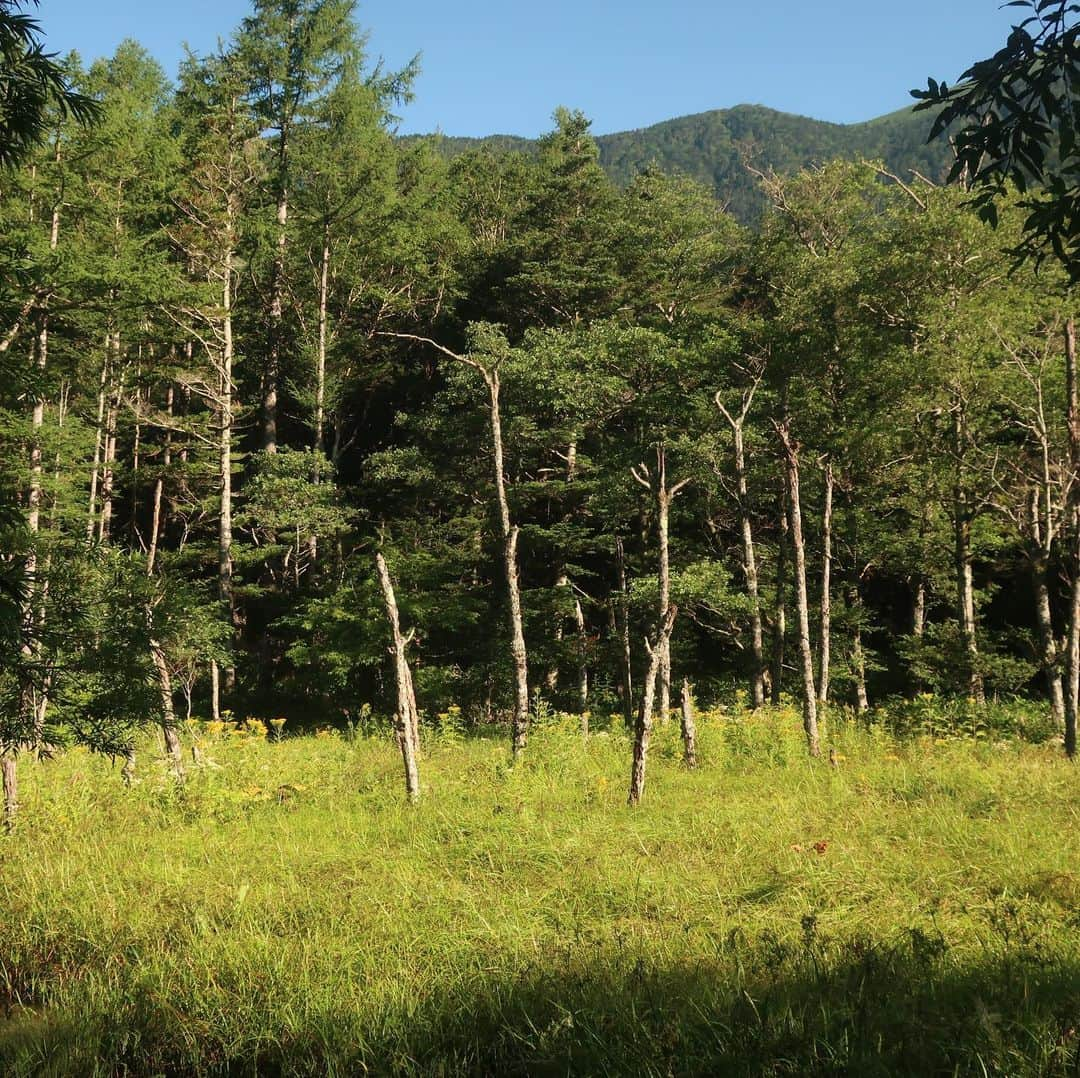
[381,333,530,756]
[849,584,870,712]
[679,678,697,769]
[631,446,688,723]
[776,418,820,756]
[628,604,679,806]
[375,552,421,802]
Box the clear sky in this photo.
[35,0,1022,137]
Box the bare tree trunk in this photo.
[505,526,529,757]
[2,754,17,832]
[848,584,870,712]
[628,604,678,806]
[314,222,330,457]
[572,589,588,715]
[261,186,288,453]
[656,451,672,721]
[952,405,985,704]
[98,340,124,544]
[631,447,689,724]
[818,459,833,707]
[146,384,173,576]
[148,628,184,780]
[210,660,221,723]
[771,485,789,705]
[616,536,633,726]
[776,418,820,756]
[716,391,766,707]
[679,678,697,768]
[485,370,529,757]
[86,347,109,541]
[219,238,236,695]
[375,553,421,802]
[1065,317,1080,756]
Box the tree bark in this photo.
[2,754,17,832]
[817,458,834,707]
[262,183,288,453]
[771,484,789,705]
[148,628,184,781]
[314,221,330,457]
[716,391,765,707]
[628,604,678,806]
[679,677,697,769]
[484,368,530,757]
[375,553,421,801]
[1065,317,1080,756]
[952,404,985,704]
[616,536,633,726]
[776,418,820,755]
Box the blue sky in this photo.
[36,0,1022,137]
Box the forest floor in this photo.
[1,704,1079,1076]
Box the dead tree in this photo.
[631,445,690,721]
[381,331,530,758]
[715,373,766,708]
[375,553,421,802]
[628,604,679,806]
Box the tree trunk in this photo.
[679,677,697,769]
[219,235,236,694]
[628,604,678,806]
[776,418,820,755]
[486,370,529,757]
[262,186,288,453]
[1065,317,1080,756]
[375,553,421,802]
[952,405,985,704]
[86,347,109,541]
[149,631,184,781]
[656,449,672,720]
[314,222,330,457]
[146,384,173,576]
[733,423,766,708]
[771,484,789,705]
[849,584,870,712]
[817,458,833,707]
[2,754,17,832]
[616,536,633,726]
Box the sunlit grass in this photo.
[1,704,1079,1075]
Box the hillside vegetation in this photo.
[421,102,953,221]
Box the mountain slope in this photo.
[420,103,952,223]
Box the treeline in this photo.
[2,0,1079,810]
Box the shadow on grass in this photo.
[3,930,1080,1076]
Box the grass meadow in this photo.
[1,703,1080,1075]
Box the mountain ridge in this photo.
[413,101,951,223]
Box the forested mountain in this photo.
[421,102,953,222]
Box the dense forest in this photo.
[1,0,1079,817]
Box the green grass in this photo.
[2,706,1080,1075]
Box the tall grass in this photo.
[1,704,1079,1075]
